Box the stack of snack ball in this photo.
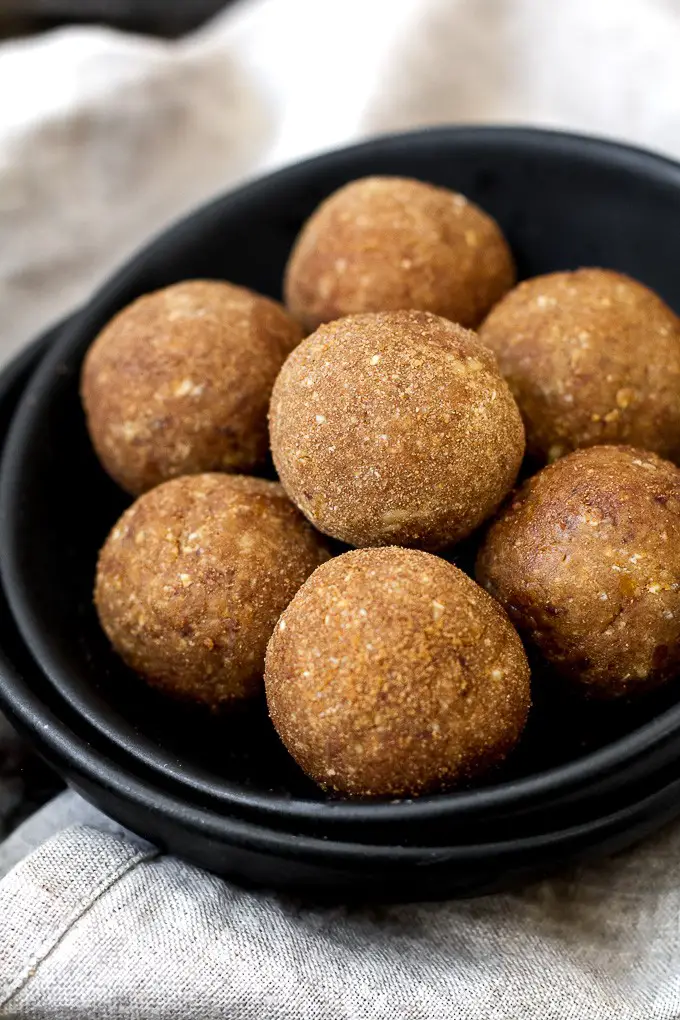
[82,175,680,801]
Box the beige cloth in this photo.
[1,0,680,364]
[2,795,680,1018]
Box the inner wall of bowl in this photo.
[4,127,680,825]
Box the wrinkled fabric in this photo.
[1,0,680,360]
[2,800,680,1018]
[3,0,680,1016]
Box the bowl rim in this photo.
[4,124,680,830]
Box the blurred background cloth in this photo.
[1,0,680,365]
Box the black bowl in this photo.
[3,126,680,854]
[3,336,680,899]
[5,324,680,900]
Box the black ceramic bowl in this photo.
[3,127,680,861]
[2,329,680,899]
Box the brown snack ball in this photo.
[284,176,515,333]
[269,310,525,551]
[265,548,531,797]
[95,474,330,709]
[82,280,303,495]
[478,268,680,464]
[476,445,680,698]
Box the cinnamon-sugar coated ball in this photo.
[478,269,680,464]
[477,446,680,698]
[284,176,515,333]
[269,310,525,551]
[265,548,531,797]
[95,474,330,709]
[82,280,302,495]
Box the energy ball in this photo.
[477,445,680,698]
[95,474,330,709]
[284,176,515,333]
[265,547,531,797]
[82,280,303,495]
[478,268,680,464]
[269,310,525,551]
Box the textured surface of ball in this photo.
[269,310,525,550]
[265,547,531,797]
[477,445,680,697]
[478,268,680,464]
[82,280,303,494]
[284,176,515,333]
[95,474,330,709]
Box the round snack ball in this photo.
[478,268,680,464]
[269,310,525,551]
[265,547,531,797]
[284,176,515,333]
[476,445,680,698]
[82,279,303,495]
[95,474,330,709]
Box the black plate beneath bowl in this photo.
[4,127,680,846]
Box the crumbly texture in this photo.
[82,280,303,495]
[265,547,530,798]
[284,176,515,333]
[95,474,330,709]
[269,310,525,551]
[478,268,680,464]
[476,445,680,698]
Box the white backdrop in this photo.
[1,0,679,359]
